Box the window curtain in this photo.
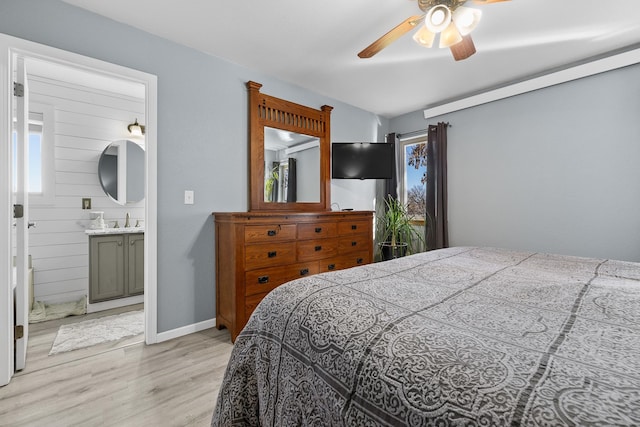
[384,132,399,200]
[425,123,449,250]
[287,157,297,202]
[374,133,399,257]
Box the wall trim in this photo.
[156,318,217,343]
[87,295,144,314]
[423,47,640,119]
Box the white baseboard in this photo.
[87,295,144,313]
[156,317,217,343]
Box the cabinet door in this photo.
[127,234,145,295]
[89,235,125,302]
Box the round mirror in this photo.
[98,140,145,205]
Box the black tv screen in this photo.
[332,142,394,179]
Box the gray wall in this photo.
[0,0,388,332]
[390,63,640,262]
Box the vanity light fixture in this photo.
[127,118,145,136]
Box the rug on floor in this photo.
[49,310,144,355]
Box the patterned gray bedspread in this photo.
[212,247,640,426]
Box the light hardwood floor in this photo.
[0,306,234,426]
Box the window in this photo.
[400,137,428,251]
[12,115,43,193]
[12,105,54,204]
[401,139,427,217]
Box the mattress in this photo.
[212,247,640,426]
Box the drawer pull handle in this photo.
[328,264,336,270]
[300,268,309,276]
[268,251,277,258]
[315,227,322,233]
[351,241,357,246]
[314,245,322,251]
[351,225,357,230]
[267,230,276,236]
[118,241,123,246]
[258,276,269,284]
[357,258,364,264]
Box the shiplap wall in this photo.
[28,73,145,305]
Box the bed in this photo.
[211,247,640,426]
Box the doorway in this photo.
[0,33,158,386]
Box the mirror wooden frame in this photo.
[248,81,333,212]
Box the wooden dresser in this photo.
[213,210,373,341]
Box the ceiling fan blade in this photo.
[358,15,424,58]
[450,34,476,61]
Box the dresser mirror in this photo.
[264,126,320,203]
[98,139,145,205]
[248,81,332,212]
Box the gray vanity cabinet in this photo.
[89,233,144,303]
[127,233,145,295]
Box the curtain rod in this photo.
[395,123,451,142]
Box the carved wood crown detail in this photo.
[258,105,326,135]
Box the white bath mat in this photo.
[49,310,144,355]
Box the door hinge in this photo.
[13,82,24,97]
[13,204,24,219]
[15,325,24,340]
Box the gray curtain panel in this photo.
[426,122,449,250]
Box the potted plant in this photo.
[377,195,425,261]
[264,166,279,202]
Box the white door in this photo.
[13,55,30,371]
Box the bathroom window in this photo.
[12,105,55,204]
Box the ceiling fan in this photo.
[358,0,510,61]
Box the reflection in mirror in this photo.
[98,140,145,205]
[263,127,320,203]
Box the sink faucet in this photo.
[124,212,130,228]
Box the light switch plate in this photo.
[184,190,194,205]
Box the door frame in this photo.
[0,33,158,386]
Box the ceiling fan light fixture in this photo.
[452,6,482,36]
[425,5,452,33]
[439,22,463,48]
[412,25,436,48]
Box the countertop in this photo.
[85,227,144,235]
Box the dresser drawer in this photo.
[214,210,374,343]
[245,262,319,296]
[244,224,297,243]
[297,239,339,261]
[245,242,296,269]
[297,222,337,240]
[320,252,369,272]
[338,234,371,255]
[338,220,370,236]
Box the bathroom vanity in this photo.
[86,228,144,303]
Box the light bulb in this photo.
[425,5,452,33]
[439,22,463,48]
[452,6,482,36]
[412,25,436,48]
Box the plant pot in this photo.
[379,242,408,261]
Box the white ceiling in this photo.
[61,0,640,119]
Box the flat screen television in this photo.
[331,142,394,179]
